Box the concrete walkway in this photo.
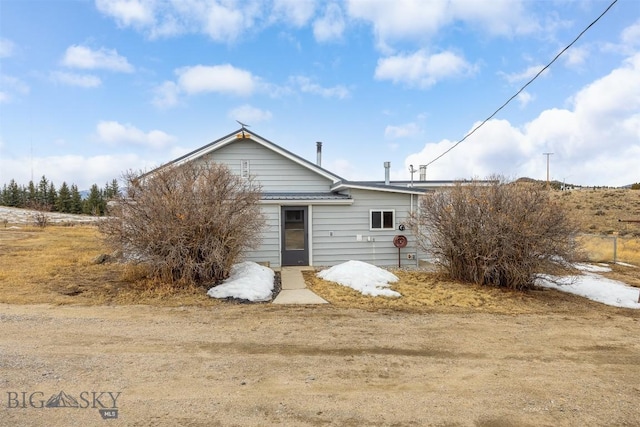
[272,267,328,304]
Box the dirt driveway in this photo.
[1,302,639,426]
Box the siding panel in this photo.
[204,140,334,192]
[311,189,420,267]
[240,205,281,267]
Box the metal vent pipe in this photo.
[384,161,390,185]
[316,141,322,166]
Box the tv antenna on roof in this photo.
[236,120,250,138]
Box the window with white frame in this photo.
[370,209,395,230]
[240,160,250,179]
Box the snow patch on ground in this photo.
[538,266,640,309]
[317,260,401,297]
[574,263,612,273]
[207,262,275,302]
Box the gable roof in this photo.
[165,128,344,184]
[146,128,428,196]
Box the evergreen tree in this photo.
[109,178,120,198]
[47,182,57,211]
[0,183,7,206]
[56,182,72,213]
[70,184,83,214]
[37,175,49,205]
[83,183,104,215]
[27,181,37,205]
[6,179,21,207]
[103,178,120,200]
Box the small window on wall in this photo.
[240,160,250,178]
[370,209,394,230]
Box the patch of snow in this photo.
[537,273,640,309]
[573,263,612,273]
[207,262,274,302]
[317,260,401,298]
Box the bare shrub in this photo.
[28,201,51,228]
[99,160,265,287]
[408,177,580,290]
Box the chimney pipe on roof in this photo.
[419,165,426,181]
[384,161,390,185]
[316,141,322,166]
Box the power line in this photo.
[424,0,618,168]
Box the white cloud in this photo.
[201,2,247,42]
[621,19,640,49]
[375,50,476,88]
[0,74,30,102]
[271,0,315,27]
[563,46,589,68]
[290,75,349,99]
[0,37,15,58]
[176,64,257,96]
[95,0,155,28]
[347,0,533,52]
[313,3,345,43]
[51,71,102,88]
[327,158,355,179]
[385,122,421,139]
[153,66,349,108]
[405,53,640,187]
[501,64,549,84]
[0,153,152,190]
[152,80,180,108]
[228,105,273,124]
[61,45,134,72]
[96,121,176,149]
[95,0,263,42]
[516,90,534,108]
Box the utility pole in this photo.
[543,152,553,189]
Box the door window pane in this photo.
[284,210,305,250]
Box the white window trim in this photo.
[240,160,250,179]
[369,209,395,231]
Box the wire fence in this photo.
[578,234,640,265]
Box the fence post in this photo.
[612,236,617,264]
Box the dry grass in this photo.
[304,269,634,315]
[578,234,640,264]
[1,189,639,312]
[551,188,640,235]
[549,188,640,264]
[0,225,219,306]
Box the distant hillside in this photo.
[550,188,640,236]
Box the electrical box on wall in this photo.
[407,253,415,260]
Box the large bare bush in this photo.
[100,160,265,286]
[408,178,579,290]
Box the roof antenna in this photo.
[236,120,250,138]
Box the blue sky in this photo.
[1,0,638,190]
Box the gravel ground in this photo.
[1,303,639,426]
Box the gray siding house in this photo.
[160,128,428,268]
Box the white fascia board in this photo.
[331,182,426,195]
[259,198,354,206]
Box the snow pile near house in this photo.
[537,264,640,309]
[317,260,401,297]
[207,262,274,302]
